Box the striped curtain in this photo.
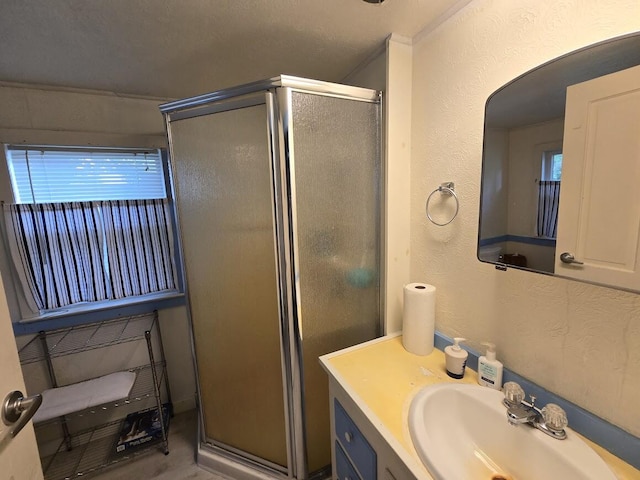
[101,199,177,299]
[3,202,107,311]
[537,181,561,238]
[3,199,176,313]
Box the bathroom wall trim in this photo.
[435,331,640,470]
[479,234,556,248]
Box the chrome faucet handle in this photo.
[503,381,525,406]
[541,403,568,432]
[529,394,537,408]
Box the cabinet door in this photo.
[556,64,640,291]
[334,399,376,479]
[335,441,361,480]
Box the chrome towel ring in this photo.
[426,182,459,226]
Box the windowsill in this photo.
[13,291,186,336]
[18,290,183,323]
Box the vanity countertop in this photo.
[319,333,640,480]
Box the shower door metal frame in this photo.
[160,76,383,480]
[275,84,384,479]
[163,92,294,479]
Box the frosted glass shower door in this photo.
[168,102,288,469]
[286,90,381,473]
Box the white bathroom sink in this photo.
[408,383,617,480]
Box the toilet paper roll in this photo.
[402,283,436,355]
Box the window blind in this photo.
[6,147,166,203]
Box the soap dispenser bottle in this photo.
[478,342,503,389]
[444,337,468,379]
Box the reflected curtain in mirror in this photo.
[536,181,560,238]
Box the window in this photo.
[537,149,563,238]
[541,150,563,181]
[6,147,166,203]
[2,145,180,320]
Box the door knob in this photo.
[2,390,42,438]
[560,252,584,265]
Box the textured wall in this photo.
[410,0,640,436]
[479,127,508,240]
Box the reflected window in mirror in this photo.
[541,150,563,182]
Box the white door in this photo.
[0,274,44,479]
[555,64,640,291]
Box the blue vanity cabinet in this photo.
[330,389,417,480]
[334,399,377,479]
[335,440,364,480]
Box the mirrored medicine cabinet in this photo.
[478,32,640,294]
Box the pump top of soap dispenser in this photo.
[482,342,496,360]
[445,337,468,379]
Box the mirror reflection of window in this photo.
[541,150,563,181]
[537,149,562,239]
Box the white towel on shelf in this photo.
[33,371,137,423]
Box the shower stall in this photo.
[160,76,382,479]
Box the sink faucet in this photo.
[506,401,538,425]
[503,382,568,440]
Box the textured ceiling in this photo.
[0,0,468,99]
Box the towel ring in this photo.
[426,182,459,226]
